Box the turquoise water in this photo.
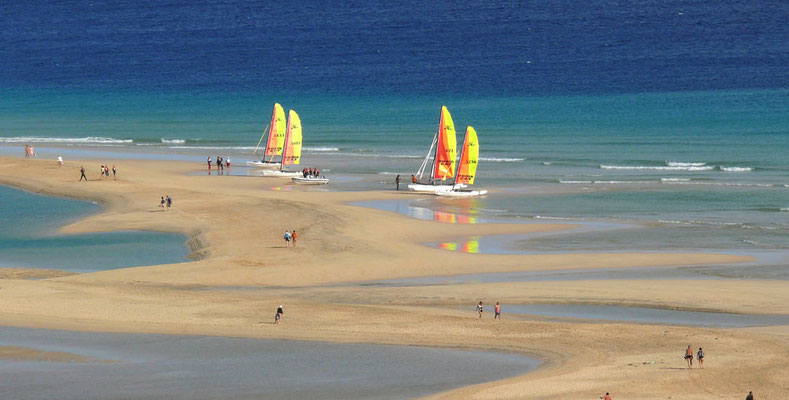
[0,185,189,272]
[2,89,788,255]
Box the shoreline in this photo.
[1,155,788,398]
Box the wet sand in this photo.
[1,155,788,399]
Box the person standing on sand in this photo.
[291,230,298,247]
[25,145,30,158]
[160,196,165,209]
[79,166,87,181]
[275,305,283,324]
[697,347,704,368]
[476,301,483,318]
[685,345,693,368]
[166,195,172,211]
[226,157,230,169]
[494,301,501,319]
[284,230,291,247]
[600,392,612,400]
[112,165,117,180]
[395,174,401,190]
[207,156,212,171]
[57,156,63,167]
[746,390,754,400]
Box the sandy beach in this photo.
[1,154,788,399]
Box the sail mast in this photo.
[253,124,270,158]
[429,107,443,182]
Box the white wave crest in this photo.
[170,145,257,150]
[0,136,132,144]
[542,162,553,165]
[600,164,714,171]
[479,157,524,162]
[304,146,339,152]
[780,208,789,212]
[559,180,593,184]
[719,166,753,172]
[161,139,186,144]
[666,161,706,167]
[660,178,691,182]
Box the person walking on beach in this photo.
[494,301,501,319]
[600,392,612,400]
[291,230,298,247]
[166,195,172,211]
[275,305,283,324]
[112,164,117,180]
[746,390,754,400]
[57,156,63,167]
[697,347,704,368]
[207,156,212,171]
[159,196,165,209]
[284,230,291,247]
[79,166,88,181]
[476,301,484,318]
[25,145,30,158]
[225,157,230,169]
[685,345,694,368]
[395,174,401,190]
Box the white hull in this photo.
[292,176,330,185]
[261,170,303,177]
[407,182,467,193]
[435,189,488,198]
[408,183,454,193]
[246,160,282,169]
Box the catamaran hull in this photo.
[246,161,282,169]
[435,189,488,198]
[292,177,330,185]
[261,170,303,177]
[408,183,455,193]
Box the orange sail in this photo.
[282,110,302,166]
[455,126,479,185]
[432,106,456,180]
[264,103,287,156]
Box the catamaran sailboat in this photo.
[261,110,304,177]
[408,106,465,193]
[436,126,487,197]
[247,103,286,169]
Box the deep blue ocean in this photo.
[1,1,788,254]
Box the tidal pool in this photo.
[0,326,540,400]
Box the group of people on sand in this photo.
[475,301,502,319]
[284,230,299,247]
[24,145,36,158]
[207,156,230,173]
[301,167,321,178]
[99,164,117,180]
[77,164,117,181]
[159,195,173,211]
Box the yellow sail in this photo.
[433,106,456,180]
[455,126,478,184]
[282,110,302,166]
[265,103,287,156]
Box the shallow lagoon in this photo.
[501,304,789,328]
[0,326,540,400]
[0,185,189,272]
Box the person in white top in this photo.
[57,156,63,167]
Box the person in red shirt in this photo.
[494,302,501,319]
[601,393,612,400]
